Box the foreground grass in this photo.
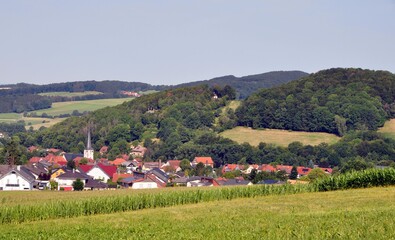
[378,119,395,139]
[221,126,340,147]
[0,187,394,239]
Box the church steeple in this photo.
[86,130,93,150]
[84,128,94,159]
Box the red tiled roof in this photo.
[221,164,245,174]
[108,158,126,166]
[276,165,293,174]
[320,167,333,174]
[99,146,108,153]
[79,163,117,179]
[259,164,277,172]
[194,157,214,165]
[29,157,42,163]
[28,146,38,152]
[79,164,94,173]
[166,160,181,169]
[73,157,95,166]
[97,163,117,178]
[297,167,312,176]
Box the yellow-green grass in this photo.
[378,119,395,139]
[38,91,103,97]
[0,187,394,239]
[0,187,187,207]
[30,98,131,116]
[0,114,66,130]
[221,126,341,147]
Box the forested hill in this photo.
[236,68,395,135]
[175,71,308,99]
[29,85,236,157]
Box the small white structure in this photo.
[132,179,158,189]
[0,166,35,190]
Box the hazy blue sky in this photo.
[1,1,394,85]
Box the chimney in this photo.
[159,159,162,168]
[17,165,20,171]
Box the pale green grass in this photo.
[140,90,159,95]
[38,91,103,97]
[378,119,395,139]
[221,126,341,147]
[0,187,394,239]
[30,98,131,116]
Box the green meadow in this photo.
[220,126,341,147]
[0,187,394,239]
[38,91,103,97]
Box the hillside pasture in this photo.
[38,91,103,97]
[0,187,394,239]
[378,119,395,139]
[220,126,340,147]
[30,98,131,117]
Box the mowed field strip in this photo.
[0,98,132,129]
[220,126,341,146]
[31,98,131,116]
[38,91,103,97]
[378,119,395,139]
[0,187,394,239]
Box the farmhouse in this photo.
[193,157,214,168]
[0,165,35,190]
[78,163,117,183]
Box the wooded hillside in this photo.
[236,68,395,135]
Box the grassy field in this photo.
[38,91,103,97]
[0,98,131,129]
[378,119,395,139]
[0,187,394,239]
[220,126,341,147]
[31,98,130,116]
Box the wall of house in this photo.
[88,167,109,182]
[0,172,32,190]
[132,181,158,189]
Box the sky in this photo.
[0,0,394,85]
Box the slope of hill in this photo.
[237,68,395,135]
[176,70,308,99]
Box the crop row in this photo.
[1,168,395,224]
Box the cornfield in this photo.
[1,168,394,224]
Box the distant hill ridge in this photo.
[0,70,308,98]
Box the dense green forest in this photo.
[0,71,306,113]
[176,71,308,99]
[237,68,395,135]
[0,94,52,113]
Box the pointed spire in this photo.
[86,129,93,150]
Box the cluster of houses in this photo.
[119,90,141,97]
[0,135,333,191]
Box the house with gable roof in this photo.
[78,163,117,183]
[192,157,214,168]
[0,165,36,190]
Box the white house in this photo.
[78,163,117,183]
[0,166,35,190]
[55,171,88,190]
[132,178,158,189]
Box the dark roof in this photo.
[0,166,36,183]
[85,178,108,189]
[22,165,47,176]
[64,153,84,162]
[149,168,169,182]
[256,180,285,185]
[120,177,143,184]
[218,179,251,186]
[173,177,188,184]
[57,171,89,180]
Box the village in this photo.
[0,133,333,191]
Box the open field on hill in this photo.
[220,126,341,147]
[378,119,395,139]
[31,98,131,116]
[38,91,103,97]
[0,187,394,239]
[0,98,131,129]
